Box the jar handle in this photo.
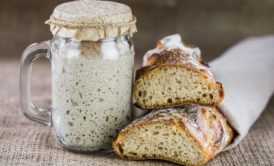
[20,41,51,126]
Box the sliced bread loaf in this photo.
[112,105,234,166]
[133,48,224,109]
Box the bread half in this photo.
[133,49,224,109]
[112,105,234,166]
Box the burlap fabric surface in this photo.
[0,59,274,166]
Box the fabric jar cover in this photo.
[45,0,137,41]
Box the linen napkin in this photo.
[133,35,274,150]
[210,35,274,150]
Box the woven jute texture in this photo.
[0,59,274,166]
[46,1,137,41]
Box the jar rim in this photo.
[52,34,131,44]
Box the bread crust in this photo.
[133,63,224,109]
[113,120,206,166]
[143,48,213,80]
[112,105,234,166]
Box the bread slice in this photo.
[133,48,224,109]
[112,105,234,166]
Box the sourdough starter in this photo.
[51,39,134,150]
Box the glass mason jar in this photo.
[20,35,134,151]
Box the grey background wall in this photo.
[0,0,273,65]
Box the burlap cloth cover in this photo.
[1,36,274,165]
[45,0,137,41]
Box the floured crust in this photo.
[113,120,205,166]
[142,48,214,81]
[133,48,224,109]
[112,105,234,165]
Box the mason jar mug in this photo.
[20,35,134,151]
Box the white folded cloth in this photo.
[210,35,274,150]
[133,35,274,151]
